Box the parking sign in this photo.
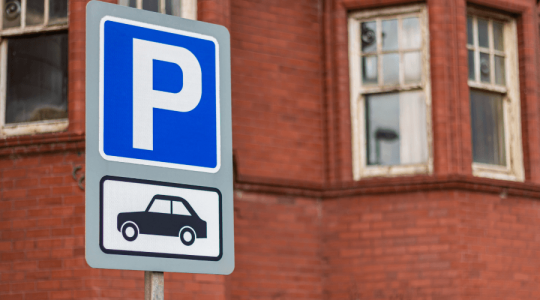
[100,16,220,172]
[86,1,234,274]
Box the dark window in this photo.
[49,0,68,24]
[470,90,506,165]
[5,32,68,124]
[26,0,45,26]
[142,0,159,12]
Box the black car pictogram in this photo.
[117,195,207,246]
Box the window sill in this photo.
[354,163,431,180]
[468,81,508,94]
[0,129,85,157]
[472,162,524,182]
[0,23,68,37]
[2,119,69,137]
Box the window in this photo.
[118,0,197,20]
[467,8,524,181]
[348,5,432,180]
[172,201,191,216]
[149,199,171,214]
[0,0,69,137]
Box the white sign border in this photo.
[98,16,221,173]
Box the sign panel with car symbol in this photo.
[101,176,222,260]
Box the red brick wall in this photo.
[230,191,323,299]
[457,191,540,299]
[68,0,91,135]
[323,191,460,300]
[0,152,87,300]
[230,0,326,185]
[323,190,540,299]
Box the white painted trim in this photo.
[349,4,432,180]
[349,4,423,20]
[98,16,221,173]
[44,0,50,24]
[181,0,197,20]
[160,0,166,15]
[0,23,68,36]
[468,81,507,93]
[2,119,68,136]
[348,18,361,179]
[0,40,6,132]
[506,19,524,181]
[21,0,26,29]
[0,0,4,30]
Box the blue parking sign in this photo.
[99,17,220,173]
[87,1,233,274]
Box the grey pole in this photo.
[144,271,164,300]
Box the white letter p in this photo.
[132,39,202,150]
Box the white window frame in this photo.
[0,0,69,137]
[467,7,524,182]
[348,4,432,180]
[118,0,197,20]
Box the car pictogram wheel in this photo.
[122,222,139,242]
[179,227,195,246]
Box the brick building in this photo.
[2,0,540,299]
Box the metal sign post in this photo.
[85,0,234,282]
[145,271,164,300]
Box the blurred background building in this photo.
[2,0,540,299]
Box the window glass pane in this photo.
[361,21,377,53]
[382,53,399,85]
[362,55,378,84]
[165,0,182,16]
[366,93,400,166]
[3,0,21,29]
[493,21,504,51]
[403,51,421,84]
[26,0,44,26]
[467,16,474,45]
[477,18,489,48]
[382,19,398,51]
[49,0,68,25]
[149,200,171,214]
[5,32,68,124]
[172,201,191,216]
[470,90,506,165]
[142,0,160,13]
[401,17,421,49]
[480,52,490,83]
[494,55,505,85]
[399,91,427,164]
[468,50,475,80]
[118,0,138,8]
